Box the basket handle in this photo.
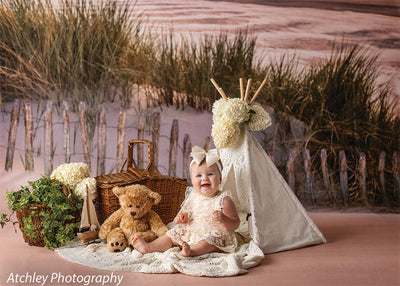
[126,139,160,176]
[51,179,77,206]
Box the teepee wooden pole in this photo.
[240,78,244,99]
[210,78,228,101]
[244,78,252,101]
[249,77,268,105]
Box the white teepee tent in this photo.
[220,128,326,254]
[211,77,326,254]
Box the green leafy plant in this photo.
[3,176,82,248]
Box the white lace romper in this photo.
[166,187,238,253]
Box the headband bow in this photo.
[190,146,220,167]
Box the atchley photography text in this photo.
[6,272,124,286]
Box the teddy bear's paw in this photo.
[107,237,128,253]
[106,229,128,253]
[108,240,127,253]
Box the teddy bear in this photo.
[99,184,168,252]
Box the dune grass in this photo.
[0,0,398,206]
[257,45,399,206]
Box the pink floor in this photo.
[1,212,399,286]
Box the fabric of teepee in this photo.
[220,128,326,254]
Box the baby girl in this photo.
[132,146,240,257]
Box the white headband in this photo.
[190,146,222,173]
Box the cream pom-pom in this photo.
[224,98,250,123]
[213,98,250,123]
[50,162,90,191]
[247,105,272,131]
[74,177,97,200]
[211,97,271,149]
[212,98,228,120]
[212,117,241,148]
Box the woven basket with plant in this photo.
[5,176,82,248]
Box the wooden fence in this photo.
[3,99,400,207]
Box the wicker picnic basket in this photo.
[95,139,189,224]
[15,182,80,247]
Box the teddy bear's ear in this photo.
[112,186,126,197]
[148,190,162,205]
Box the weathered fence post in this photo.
[359,152,369,207]
[378,151,389,206]
[152,112,160,168]
[183,134,191,181]
[116,108,126,172]
[287,148,295,192]
[204,136,211,152]
[97,105,106,176]
[62,101,71,163]
[339,150,350,206]
[5,99,20,171]
[79,102,91,170]
[44,100,53,176]
[267,150,274,163]
[169,119,179,177]
[137,112,145,169]
[321,149,334,202]
[23,100,34,171]
[303,149,315,203]
[393,152,400,201]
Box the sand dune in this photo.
[209,0,400,17]
[131,0,399,106]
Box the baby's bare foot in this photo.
[132,235,150,254]
[180,241,191,257]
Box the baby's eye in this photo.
[196,174,202,178]
[207,173,214,176]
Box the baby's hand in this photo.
[212,210,224,223]
[174,212,188,224]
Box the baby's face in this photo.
[190,162,221,197]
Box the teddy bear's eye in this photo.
[128,204,132,207]
[136,205,140,208]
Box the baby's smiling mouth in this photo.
[201,183,211,188]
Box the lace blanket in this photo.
[56,239,263,277]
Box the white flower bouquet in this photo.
[50,163,97,200]
[75,177,97,200]
[211,78,272,149]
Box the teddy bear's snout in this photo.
[130,211,137,216]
